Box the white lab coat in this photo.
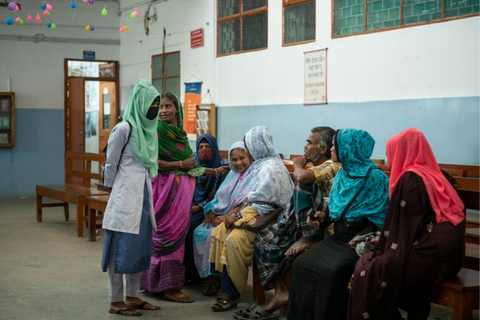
[102,122,156,234]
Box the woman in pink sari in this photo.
[140,92,227,303]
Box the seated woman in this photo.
[184,134,228,282]
[209,126,294,312]
[287,128,390,320]
[193,141,255,296]
[347,128,465,320]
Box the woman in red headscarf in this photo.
[347,128,465,320]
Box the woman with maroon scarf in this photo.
[347,128,465,320]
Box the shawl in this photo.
[329,128,390,227]
[157,93,204,177]
[194,134,224,203]
[203,141,257,215]
[387,128,464,226]
[244,126,294,215]
[121,79,160,177]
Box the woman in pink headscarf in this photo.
[347,128,465,320]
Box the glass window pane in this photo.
[67,60,116,78]
[243,0,266,12]
[403,0,442,25]
[103,94,111,130]
[166,53,180,76]
[366,0,400,31]
[153,79,163,94]
[243,13,267,51]
[334,0,365,36]
[445,0,479,18]
[219,0,240,18]
[152,55,163,78]
[219,19,241,54]
[166,78,181,98]
[284,2,315,44]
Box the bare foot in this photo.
[163,290,194,303]
[285,237,314,256]
[263,289,289,312]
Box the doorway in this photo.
[64,59,119,184]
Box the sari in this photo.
[193,141,256,278]
[140,94,203,293]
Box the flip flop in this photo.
[126,301,161,310]
[211,293,239,312]
[108,307,142,316]
[233,303,258,319]
[163,291,195,303]
[235,304,278,320]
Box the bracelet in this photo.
[214,168,218,177]
[180,161,183,169]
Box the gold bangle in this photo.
[180,161,183,169]
[214,169,218,177]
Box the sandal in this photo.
[203,277,221,296]
[126,300,161,310]
[211,293,239,312]
[163,290,194,303]
[233,303,258,319]
[108,307,142,316]
[235,304,278,320]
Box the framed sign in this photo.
[190,28,204,48]
[304,48,327,105]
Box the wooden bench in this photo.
[433,268,479,320]
[465,228,479,245]
[464,243,479,271]
[86,194,109,241]
[36,151,108,238]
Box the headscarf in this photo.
[244,126,294,215]
[157,92,204,177]
[203,141,257,215]
[122,79,160,178]
[329,129,390,227]
[387,128,464,226]
[194,134,224,202]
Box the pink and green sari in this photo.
[140,94,204,292]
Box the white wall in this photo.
[118,0,216,109]
[215,1,480,106]
[0,1,120,110]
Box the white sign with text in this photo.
[304,49,327,105]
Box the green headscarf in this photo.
[122,79,160,178]
[157,92,204,177]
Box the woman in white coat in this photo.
[101,79,162,316]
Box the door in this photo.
[66,78,86,186]
[98,81,116,153]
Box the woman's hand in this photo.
[215,166,230,176]
[202,211,216,229]
[307,211,326,229]
[224,214,237,230]
[214,215,227,227]
[293,156,307,168]
[182,157,197,170]
[192,205,202,214]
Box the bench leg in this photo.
[76,203,84,238]
[453,291,474,320]
[89,208,96,242]
[36,194,42,222]
[63,203,69,221]
[253,261,266,306]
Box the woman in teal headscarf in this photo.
[101,79,161,316]
[287,128,390,320]
[140,92,228,303]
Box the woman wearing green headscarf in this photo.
[101,79,162,316]
[140,92,228,303]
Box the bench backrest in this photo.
[65,151,105,188]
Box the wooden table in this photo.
[86,195,109,241]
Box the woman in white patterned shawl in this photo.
[209,126,294,312]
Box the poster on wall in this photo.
[304,48,328,105]
[184,82,202,141]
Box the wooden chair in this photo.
[433,268,480,320]
[86,194,109,241]
[36,152,108,238]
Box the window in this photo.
[333,0,479,38]
[283,0,316,46]
[151,51,180,97]
[217,0,268,56]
